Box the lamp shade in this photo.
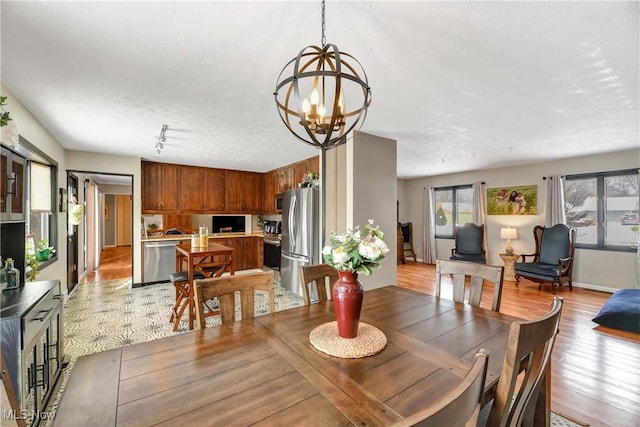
[500,227,518,240]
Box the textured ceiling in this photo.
[1,1,638,179]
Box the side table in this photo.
[499,253,520,281]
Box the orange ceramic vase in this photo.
[332,271,364,338]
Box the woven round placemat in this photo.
[309,321,387,359]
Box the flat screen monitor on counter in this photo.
[211,215,246,233]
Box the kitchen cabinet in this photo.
[227,237,258,271]
[225,171,263,213]
[256,237,264,268]
[163,214,193,233]
[261,156,319,214]
[293,156,320,189]
[277,165,294,194]
[1,144,27,222]
[0,280,63,427]
[204,237,260,271]
[141,162,179,212]
[179,166,225,213]
[263,170,278,214]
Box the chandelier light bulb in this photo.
[310,88,320,105]
[302,98,311,114]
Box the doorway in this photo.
[67,174,79,293]
[67,171,133,285]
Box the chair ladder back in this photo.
[194,271,275,327]
[300,264,338,306]
[451,273,467,304]
[391,349,490,427]
[488,296,563,427]
[468,276,485,307]
[436,259,504,311]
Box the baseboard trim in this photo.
[572,282,619,294]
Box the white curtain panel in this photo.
[422,187,437,264]
[636,231,640,287]
[472,181,489,264]
[545,175,567,226]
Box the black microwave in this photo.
[275,193,283,212]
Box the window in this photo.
[565,169,639,251]
[28,160,57,260]
[434,185,473,238]
[15,136,58,267]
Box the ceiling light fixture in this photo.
[274,0,371,150]
[155,124,168,155]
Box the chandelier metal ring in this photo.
[274,39,371,149]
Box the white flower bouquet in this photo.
[70,203,84,225]
[322,219,390,275]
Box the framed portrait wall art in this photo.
[487,185,537,215]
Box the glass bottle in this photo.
[5,258,19,290]
[0,257,6,290]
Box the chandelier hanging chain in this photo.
[321,0,326,48]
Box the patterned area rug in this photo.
[45,277,582,427]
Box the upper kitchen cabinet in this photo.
[1,144,26,222]
[263,170,278,214]
[277,165,294,193]
[225,170,263,213]
[142,162,180,212]
[179,166,225,213]
[293,156,320,188]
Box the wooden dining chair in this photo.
[194,271,275,328]
[299,263,338,305]
[436,259,505,312]
[392,349,490,427]
[486,296,564,427]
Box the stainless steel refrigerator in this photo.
[280,187,320,296]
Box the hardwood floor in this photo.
[80,246,133,283]
[397,261,639,427]
[77,253,639,426]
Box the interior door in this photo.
[67,174,79,293]
[116,194,132,246]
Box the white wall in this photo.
[400,148,640,291]
[325,132,398,290]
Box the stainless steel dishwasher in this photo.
[143,240,181,283]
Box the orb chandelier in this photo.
[274,0,372,150]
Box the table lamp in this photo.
[500,227,518,255]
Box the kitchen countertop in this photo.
[142,231,264,242]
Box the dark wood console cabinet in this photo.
[1,280,64,426]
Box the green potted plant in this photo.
[36,239,56,261]
[26,253,39,281]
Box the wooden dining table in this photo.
[54,286,523,427]
[174,240,235,330]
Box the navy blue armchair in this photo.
[515,224,576,294]
[450,223,486,264]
